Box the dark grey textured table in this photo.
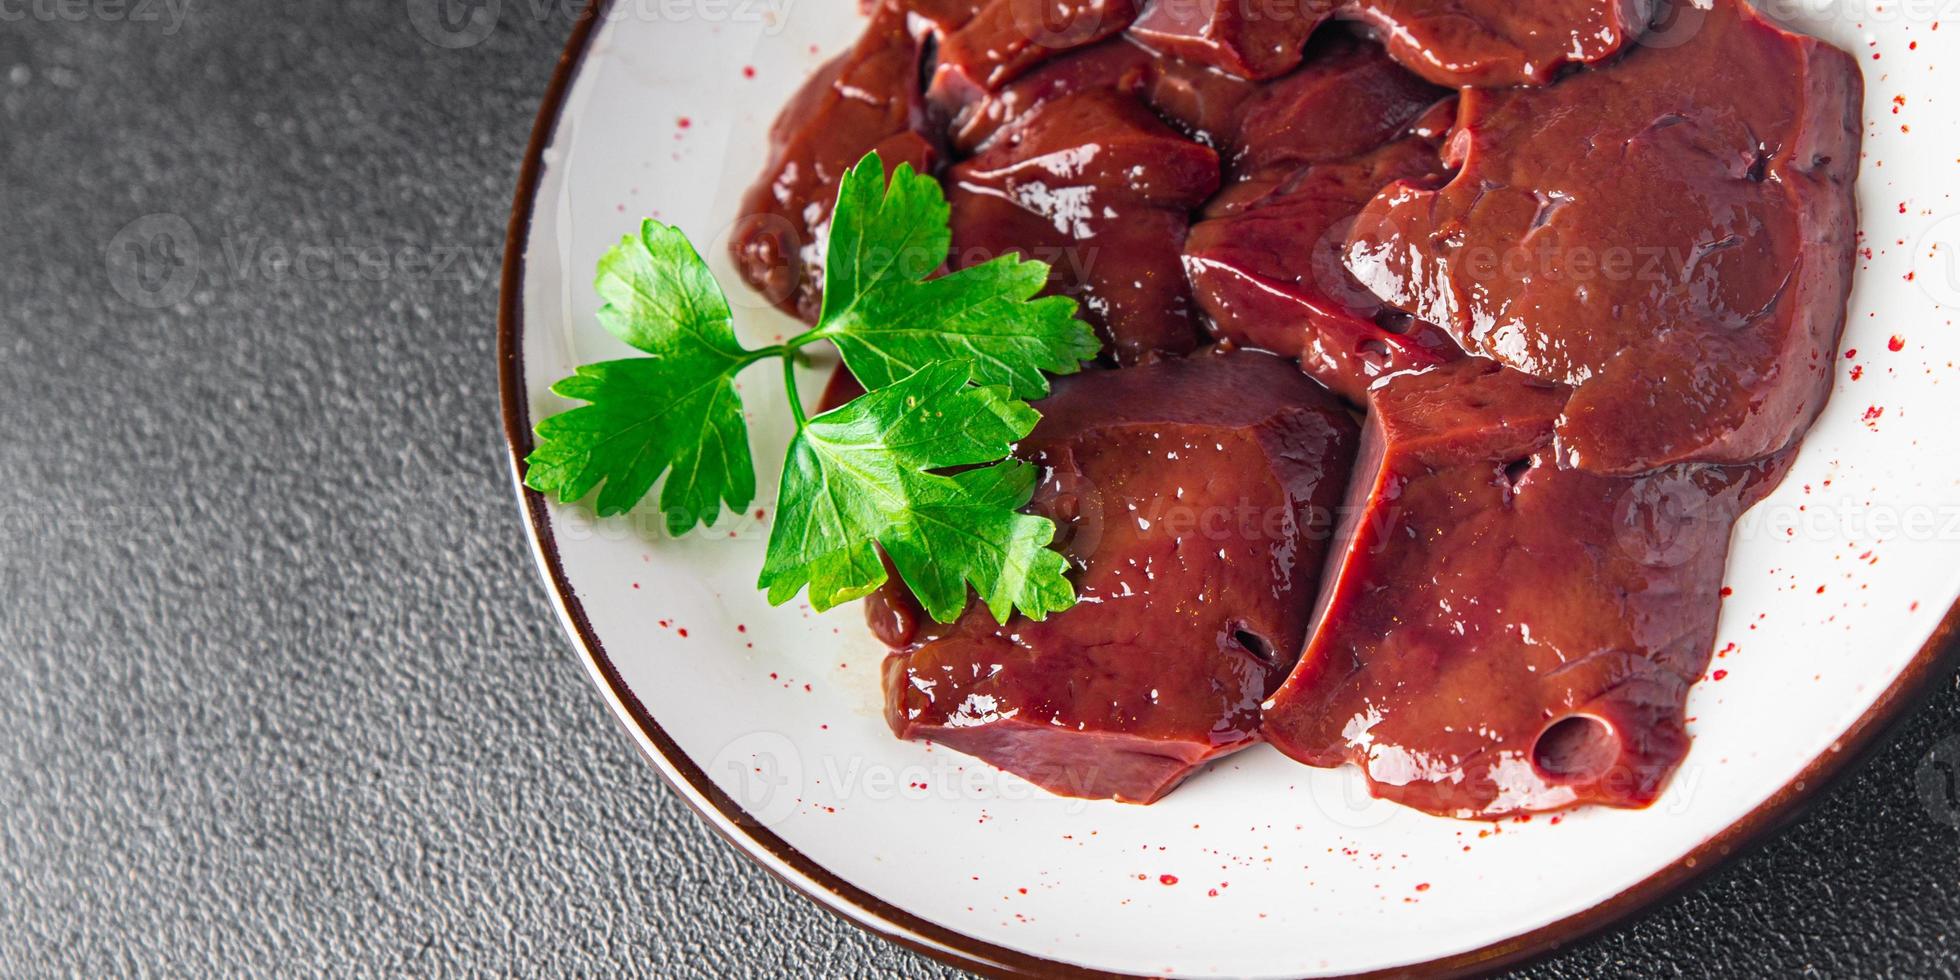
[2,2,1958,976]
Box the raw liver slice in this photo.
[1344,0,1862,472]
[872,0,985,34]
[1181,35,1458,402]
[1216,31,1446,179]
[729,9,935,323]
[929,0,1140,101]
[876,350,1359,803]
[947,89,1221,363]
[731,0,1670,324]
[1339,0,1654,87]
[1261,359,1792,817]
[1128,0,1339,80]
[1129,0,1647,86]
[1184,139,1459,402]
[947,35,1262,154]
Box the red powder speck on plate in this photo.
[1415,883,1431,892]
[1889,335,1906,351]
[1159,874,1178,886]
[1712,669,1729,681]
[742,65,756,78]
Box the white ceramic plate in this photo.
[499,3,1960,975]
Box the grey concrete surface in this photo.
[1,1,1956,976]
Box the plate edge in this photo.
[492,5,1960,977]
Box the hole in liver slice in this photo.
[1746,145,1771,182]
[1532,715,1619,784]
[1231,628,1275,664]
[1502,456,1532,487]
[1374,309,1415,335]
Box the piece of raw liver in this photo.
[1214,32,1447,179]
[1338,0,1655,87]
[946,35,1262,154]
[1128,0,1339,79]
[1344,0,1861,472]
[729,8,936,324]
[1181,35,1459,402]
[1185,140,1460,402]
[871,0,985,34]
[876,350,1359,803]
[1261,359,1792,817]
[1128,0,1648,86]
[947,89,1221,363]
[929,0,1140,102]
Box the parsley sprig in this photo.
[523,153,1099,624]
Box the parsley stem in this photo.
[781,352,808,428]
[782,325,825,352]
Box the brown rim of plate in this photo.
[496,4,1960,976]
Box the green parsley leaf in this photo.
[523,220,758,533]
[758,360,1077,624]
[527,157,1090,625]
[810,153,1101,400]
